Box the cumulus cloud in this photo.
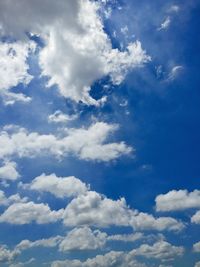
[131,240,184,261]
[59,227,107,251]
[0,190,28,206]
[0,122,132,162]
[0,0,150,105]
[0,245,19,263]
[63,190,184,231]
[155,189,200,212]
[0,41,34,105]
[191,211,200,224]
[0,201,63,224]
[51,250,146,267]
[0,161,20,181]
[107,232,143,242]
[26,173,88,198]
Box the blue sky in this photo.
[0,0,200,266]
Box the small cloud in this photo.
[158,17,171,31]
[167,65,184,81]
[168,5,180,13]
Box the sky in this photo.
[0,0,200,266]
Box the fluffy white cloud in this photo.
[63,190,184,231]
[0,245,19,263]
[0,0,150,105]
[193,241,200,253]
[51,250,146,267]
[155,189,200,212]
[131,240,184,261]
[0,201,63,224]
[26,173,88,198]
[48,110,78,124]
[0,190,28,206]
[59,227,107,251]
[0,41,34,105]
[0,161,20,181]
[191,211,200,224]
[0,122,132,161]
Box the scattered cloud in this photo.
[48,110,78,124]
[25,173,89,198]
[155,189,200,212]
[0,122,132,162]
[191,211,200,224]
[158,17,171,31]
[0,161,20,181]
[193,241,200,253]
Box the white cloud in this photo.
[168,5,180,13]
[0,122,132,162]
[26,173,88,198]
[107,232,143,242]
[195,262,200,267]
[0,245,19,263]
[51,250,146,267]
[167,65,184,81]
[59,227,107,251]
[0,201,63,224]
[0,0,150,106]
[155,189,200,212]
[9,258,35,267]
[63,190,184,232]
[158,17,171,31]
[0,41,34,105]
[193,241,200,253]
[48,110,78,124]
[16,236,62,251]
[0,161,20,181]
[191,211,200,224]
[0,190,28,206]
[131,240,184,261]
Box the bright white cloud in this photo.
[59,227,107,251]
[26,173,88,198]
[0,122,132,162]
[48,110,78,124]
[0,161,20,181]
[0,201,63,224]
[0,190,28,206]
[193,241,200,253]
[63,190,184,232]
[155,189,200,212]
[191,211,200,224]
[0,0,150,106]
[0,41,34,105]
[107,232,143,242]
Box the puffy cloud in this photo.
[51,250,146,267]
[63,190,184,232]
[59,227,107,251]
[0,0,150,105]
[191,211,200,224]
[0,122,132,162]
[26,173,88,198]
[0,245,19,263]
[131,240,184,261]
[193,241,200,253]
[0,41,34,105]
[0,161,20,181]
[0,190,28,206]
[0,201,63,224]
[155,189,200,212]
[9,258,35,267]
[48,110,78,124]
